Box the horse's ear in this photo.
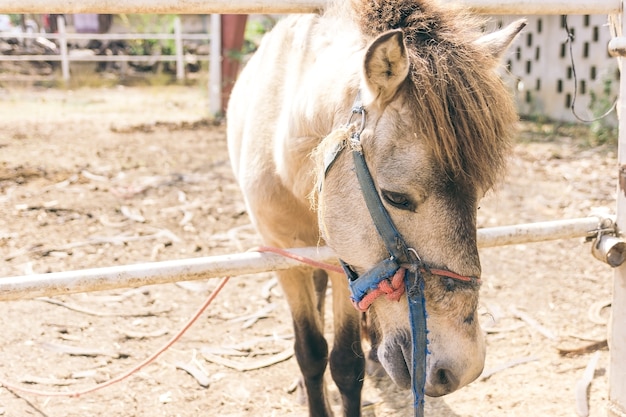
[475,19,527,60]
[363,29,410,105]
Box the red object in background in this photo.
[43,14,64,33]
[221,14,248,113]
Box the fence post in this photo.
[57,15,69,81]
[609,3,626,415]
[209,14,221,117]
[174,16,184,81]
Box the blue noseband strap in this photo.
[341,97,427,416]
[343,257,399,301]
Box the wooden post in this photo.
[220,14,247,113]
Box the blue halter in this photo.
[329,95,428,416]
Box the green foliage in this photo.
[119,14,177,57]
[241,16,277,55]
[588,77,618,146]
[8,14,21,26]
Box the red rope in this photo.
[252,246,480,310]
[351,268,479,312]
[427,267,479,284]
[253,246,344,274]
[353,268,406,312]
[0,276,230,398]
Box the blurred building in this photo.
[490,14,618,124]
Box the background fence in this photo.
[0,11,620,123]
[0,15,210,81]
[0,12,620,124]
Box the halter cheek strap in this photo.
[321,93,479,416]
[343,103,429,413]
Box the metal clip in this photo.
[346,91,366,146]
[592,233,626,267]
[347,105,366,145]
[590,219,626,267]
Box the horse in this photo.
[227,1,525,415]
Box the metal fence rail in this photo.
[0,216,608,302]
[0,0,619,15]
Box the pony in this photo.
[227,1,525,415]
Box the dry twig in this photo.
[228,304,276,329]
[81,287,147,303]
[19,375,79,386]
[222,334,293,351]
[483,323,525,334]
[558,340,608,357]
[480,356,540,380]
[175,281,213,293]
[588,300,611,325]
[5,229,180,261]
[120,328,169,340]
[201,346,250,357]
[202,348,294,372]
[81,170,109,182]
[98,215,127,228]
[2,385,52,417]
[509,306,558,340]
[575,351,601,417]
[39,341,126,359]
[120,205,146,223]
[175,361,211,388]
[37,297,171,317]
[261,277,279,300]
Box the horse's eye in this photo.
[381,191,415,211]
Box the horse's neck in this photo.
[273,17,363,204]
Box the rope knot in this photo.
[353,268,406,312]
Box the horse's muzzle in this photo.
[425,361,461,397]
[377,332,413,389]
[378,334,467,396]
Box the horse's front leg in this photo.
[329,271,365,417]
[277,267,333,417]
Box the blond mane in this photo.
[329,0,518,189]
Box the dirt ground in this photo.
[0,86,617,417]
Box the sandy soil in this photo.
[0,86,616,417]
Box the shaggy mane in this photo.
[334,0,518,189]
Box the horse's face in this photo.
[321,114,485,396]
[317,22,524,396]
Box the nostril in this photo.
[431,368,460,396]
[436,368,450,386]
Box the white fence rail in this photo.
[0,0,619,15]
[0,216,607,302]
